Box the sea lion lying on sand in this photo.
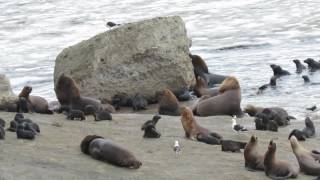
[80,135,142,169]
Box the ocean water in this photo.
[1,0,320,119]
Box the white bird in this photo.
[173,140,181,155]
[232,115,247,132]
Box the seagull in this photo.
[232,115,247,132]
[173,140,181,155]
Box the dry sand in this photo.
[0,111,319,180]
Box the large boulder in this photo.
[0,74,17,111]
[54,16,194,102]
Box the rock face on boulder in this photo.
[54,16,194,102]
[0,74,17,111]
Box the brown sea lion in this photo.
[290,136,320,176]
[55,74,115,113]
[80,135,142,169]
[18,86,53,114]
[193,76,242,117]
[156,88,180,116]
[264,140,299,179]
[244,135,265,171]
[180,106,222,145]
[194,77,219,98]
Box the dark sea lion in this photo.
[80,135,142,169]
[94,110,112,121]
[221,140,247,153]
[193,76,243,117]
[17,97,29,113]
[244,135,265,171]
[131,93,148,111]
[141,115,161,138]
[302,75,320,85]
[14,113,24,121]
[290,136,320,176]
[189,54,227,87]
[304,58,320,71]
[67,110,85,121]
[84,105,95,115]
[106,21,120,27]
[194,76,219,97]
[264,140,299,179]
[0,126,5,139]
[0,118,5,127]
[18,86,53,114]
[293,59,306,74]
[156,88,180,116]
[16,123,35,140]
[55,74,115,113]
[180,106,222,145]
[302,117,315,138]
[111,93,132,110]
[254,112,279,132]
[257,76,277,94]
[270,64,291,77]
[288,129,306,141]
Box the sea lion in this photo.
[111,93,132,110]
[264,140,299,179]
[94,110,112,121]
[221,140,247,153]
[180,106,222,145]
[0,126,4,139]
[55,74,115,113]
[303,117,315,138]
[141,115,161,138]
[270,64,291,77]
[193,76,243,117]
[67,110,85,121]
[131,93,148,111]
[290,136,320,176]
[0,118,5,127]
[80,135,142,169]
[254,112,279,132]
[257,76,277,94]
[189,54,227,87]
[156,88,180,116]
[302,75,320,85]
[194,76,219,97]
[244,135,265,171]
[293,59,306,74]
[106,21,120,27]
[244,105,264,117]
[16,123,35,140]
[304,58,320,72]
[288,129,306,141]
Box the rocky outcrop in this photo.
[54,16,194,102]
[0,74,17,111]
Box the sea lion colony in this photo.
[0,54,319,178]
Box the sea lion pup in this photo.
[18,85,53,114]
[290,136,320,176]
[0,118,5,127]
[189,54,227,87]
[244,135,265,171]
[257,76,277,94]
[180,106,222,145]
[67,109,85,121]
[293,59,306,74]
[55,74,115,113]
[156,88,181,116]
[254,112,278,132]
[141,115,161,138]
[193,76,243,117]
[131,93,148,111]
[80,135,142,169]
[304,58,320,72]
[270,64,291,77]
[84,105,112,121]
[194,76,219,97]
[221,140,247,153]
[303,117,315,138]
[16,123,35,140]
[264,140,299,179]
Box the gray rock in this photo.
[54,16,194,102]
[0,74,17,111]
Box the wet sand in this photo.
[0,111,319,180]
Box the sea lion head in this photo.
[249,135,258,144]
[268,140,276,153]
[302,75,310,83]
[289,136,308,155]
[305,117,315,129]
[304,58,316,65]
[293,59,300,65]
[19,86,32,97]
[80,135,104,155]
[189,54,209,74]
[219,76,240,93]
[180,106,193,121]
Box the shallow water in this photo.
[1,0,320,119]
